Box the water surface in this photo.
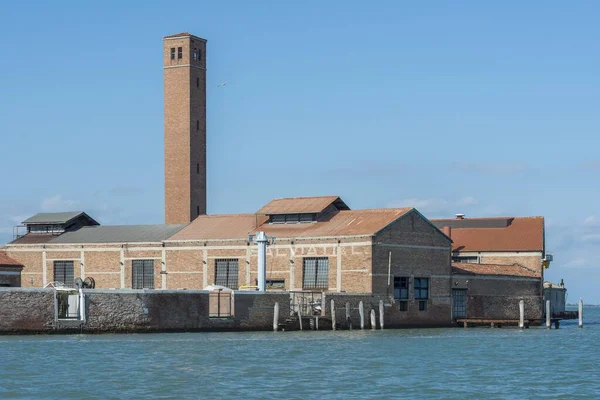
[1,309,598,399]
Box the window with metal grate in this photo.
[54,261,74,287]
[132,260,154,289]
[302,257,329,289]
[215,259,239,289]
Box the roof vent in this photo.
[455,213,465,220]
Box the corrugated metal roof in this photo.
[0,251,23,267]
[168,208,412,241]
[432,217,544,252]
[22,212,90,225]
[256,196,349,215]
[452,262,539,278]
[168,214,267,240]
[49,224,186,244]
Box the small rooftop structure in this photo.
[257,196,350,215]
[22,212,98,226]
[12,211,100,244]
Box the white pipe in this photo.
[256,232,267,292]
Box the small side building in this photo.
[0,251,23,287]
[451,262,542,323]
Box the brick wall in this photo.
[452,275,543,320]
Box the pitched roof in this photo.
[256,196,350,215]
[49,225,186,244]
[431,216,544,252]
[168,214,265,241]
[8,234,58,245]
[452,262,539,278]
[22,211,98,225]
[168,208,412,241]
[0,251,23,268]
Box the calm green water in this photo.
[1,309,598,399]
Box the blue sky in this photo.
[1,1,599,301]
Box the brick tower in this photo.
[163,32,207,224]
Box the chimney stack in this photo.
[442,226,452,238]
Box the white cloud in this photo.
[583,216,598,226]
[582,234,600,243]
[41,195,78,212]
[388,196,481,214]
[456,196,478,207]
[388,198,448,212]
[452,162,528,174]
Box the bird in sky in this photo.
[217,82,229,87]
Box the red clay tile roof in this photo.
[8,234,58,245]
[432,217,544,252]
[256,196,349,215]
[452,262,539,278]
[168,208,413,241]
[168,214,267,241]
[0,251,23,267]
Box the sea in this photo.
[0,308,598,399]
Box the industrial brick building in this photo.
[0,32,553,327]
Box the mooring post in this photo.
[519,300,525,329]
[331,300,336,331]
[579,298,583,328]
[379,300,384,330]
[273,302,279,332]
[346,302,352,330]
[370,309,376,330]
[359,301,364,330]
[546,300,551,329]
[298,307,303,331]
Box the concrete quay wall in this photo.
[0,288,289,334]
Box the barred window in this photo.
[177,47,183,59]
[394,277,409,300]
[132,260,154,289]
[414,278,429,300]
[215,259,239,289]
[302,257,329,289]
[54,261,74,287]
[170,47,175,60]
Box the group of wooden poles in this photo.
[272,299,386,331]
[272,298,585,332]
[520,298,584,329]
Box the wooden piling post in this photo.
[346,302,352,330]
[316,316,319,331]
[359,301,364,330]
[370,309,376,330]
[273,302,279,332]
[331,300,336,331]
[379,300,384,330]
[298,307,303,331]
[579,298,583,328]
[519,300,525,329]
[546,300,551,329]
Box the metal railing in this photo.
[289,291,324,317]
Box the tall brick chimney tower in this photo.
[163,32,207,224]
